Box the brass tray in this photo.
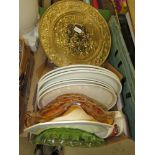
[39,0,111,66]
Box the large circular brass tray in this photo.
[39,0,111,66]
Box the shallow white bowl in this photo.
[37,79,117,110]
[38,78,115,98]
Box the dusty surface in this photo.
[19,137,134,155]
[64,139,135,155]
[19,138,35,155]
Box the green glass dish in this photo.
[33,128,105,147]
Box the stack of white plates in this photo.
[37,65,122,110]
[25,65,124,139]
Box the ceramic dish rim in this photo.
[37,82,117,110]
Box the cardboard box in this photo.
[19,40,34,133]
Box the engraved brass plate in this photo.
[39,0,111,66]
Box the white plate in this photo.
[39,65,120,82]
[38,70,122,96]
[38,68,120,91]
[24,111,124,139]
[37,80,117,110]
[39,67,120,84]
[38,78,115,99]
[38,67,120,91]
[25,121,112,139]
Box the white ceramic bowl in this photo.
[38,78,115,98]
[37,79,117,110]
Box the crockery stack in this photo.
[24,0,127,147]
[24,65,126,147]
